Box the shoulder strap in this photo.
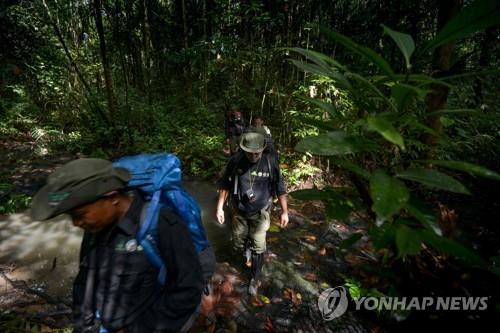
[265,154,280,196]
[230,151,245,199]
[138,191,168,286]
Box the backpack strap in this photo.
[265,154,281,197]
[137,190,160,241]
[138,190,168,286]
[230,151,244,199]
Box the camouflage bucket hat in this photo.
[31,158,130,221]
[240,132,265,153]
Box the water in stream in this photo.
[0,179,230,297]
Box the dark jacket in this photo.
[219,152,286,215]
[73,193,203,332]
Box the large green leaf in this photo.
[382,25,415,70]
[396,168,470,194]
[289,58,350,89]
[370,170,410,220]
[367,115,405,149]
[370,224,396,250]
[325,191,353,220]
[318,26,395,79]
[425,109,478,117]
[421,0,500,55]
[286,47,348,72]
[377,74,452,88]
[289,60,334,79]
[390,83,427,112]
[419,230,487,266]
[419,160,500,181]
[293,60,349,89]
[299,96,337,118]
[405,196,441,235]
[295,131,377,156]
[339,233,363,249]
[332,159,370,179]
[346,73,397,112]
[295,115,336,131]
[396,226,422,257]
[290,188,330,201]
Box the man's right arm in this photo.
[216,157,235,224]
[216,189,228,224]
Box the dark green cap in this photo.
[240,132,265,153]
[31,158,130,221]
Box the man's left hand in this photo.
[280,212,289,228]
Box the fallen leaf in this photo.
[259,295,271,304]
[344,254,363,266]
[250,297,265,307]
[304,235,317,242]
[265,315,276,333]
[304,272,318,281]
[283,287,302,306]
[221,280,233,295]
[320,282,330,289]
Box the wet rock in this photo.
[262,260,319,296]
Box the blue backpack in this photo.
[113,153,214,286]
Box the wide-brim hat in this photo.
[31,158,130,221]
[240,132,265,153]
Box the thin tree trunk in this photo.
[142,0,153,103]
[423,0,462,157]
[93,0,117,119]
[41,0,109,125]
[472,27,496,106]
[181,0,192,96]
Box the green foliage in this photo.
[280,155,321,186]
[343,276,385,300]
[370,170,409,221]
[382,25,415,70]
[0,193,32,215]
[396,168,471,194]
[290,2,499,273]
[420,0,500,55]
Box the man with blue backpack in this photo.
[31,155,215,332]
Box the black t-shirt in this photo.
[219,152,286,215]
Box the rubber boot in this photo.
[248,253,264,296]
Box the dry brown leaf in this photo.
[304,272,318,281]
[250,297,265,307]
[304,235,317,242]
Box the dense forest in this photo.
[1,0,499,331]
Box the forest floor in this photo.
[1,136,498,332]
[0,137,376,332]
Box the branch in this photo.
[41,0,110,126]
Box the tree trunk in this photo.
[423,0,462,157]
[41,0,109,125]
[142,0,153,103]
[181,0,192,96]
[93,0,117,119]
[472,27,496,106]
